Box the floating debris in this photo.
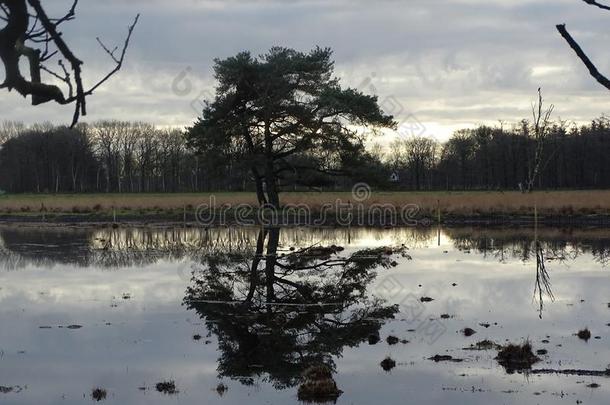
[536,349,548,355]
[531,368,610,377]
[386,336,400,345]
[440,314,452,319]
[464,340,501,351]
[380,357,396,372]
[66,325,82,329]
[297,365,342,403]
[420,297,434,303]
[193,334,202,341]
[428,355,464,363]
[587,383,601,388]
[156,380,178,395]
[91,387,107,402]
[577,328,591,341]
[462,328,477,337]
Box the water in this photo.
[0,225,609,404]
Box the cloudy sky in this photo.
[2,0,610,140]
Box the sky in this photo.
[2,0,610,142]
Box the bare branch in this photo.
[556,24,610,91]
[0,0,139,127]
[582,0,610,11]
[96,37,119,64]
[84,14,140,96]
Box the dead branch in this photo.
[556,24,610,91]
[0,0,139,126]
[582,0,610,11]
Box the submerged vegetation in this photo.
[495,341,541,373]
[155,381,178,395]
[91,387,107,402]
[464,340,502,351]
[297,365,342,403]
[380,357,397,372]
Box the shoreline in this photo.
[1,190,609,228]
[1,212,610,228]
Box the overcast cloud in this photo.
[2,0,610,140]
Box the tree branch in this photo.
[0,0,139,127]
[582,0,610,11]
[556,24,610,91]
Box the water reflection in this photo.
[183,227,403,389]
[2,225,610,269]
[1,225,610,404]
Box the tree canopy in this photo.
[186,47,395,207]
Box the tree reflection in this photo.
[533,240,555,319]
[183,227,405,389]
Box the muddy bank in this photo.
[0,211,609,227]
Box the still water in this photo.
[0,225,609,404]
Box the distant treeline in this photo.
[385,117,610,191]
[1,117,609,193]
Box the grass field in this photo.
[0,191,609,217]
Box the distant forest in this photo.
[1,117,609,193]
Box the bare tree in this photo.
[0,1,139,126]
[525,89,554,192]
[0,120,25,143]
[557,0,610,91]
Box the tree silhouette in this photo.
[183,228,406,389]
[185,47,395,208]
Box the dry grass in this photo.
[0,191,608,216]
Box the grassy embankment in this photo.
[0,191,608,222]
